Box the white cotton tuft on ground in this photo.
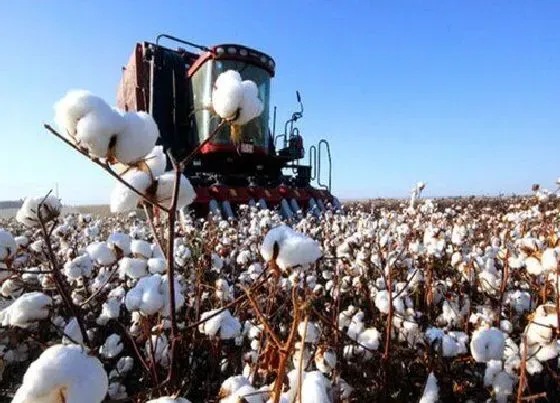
[16,195,62,227]
[54,90,112,138]
[113,111,159,164]
[143,145,167,178]
[110,170,152,213]
[0,292,51,328]
[419,372,438,403]
[155,172,196,210]
[12,343,108,403]
[470,327,505,362]
[211,70,263,125]
[0,229,17,261]
[75,107,124,158]
[260,225,322,270]
[87,241,117,266]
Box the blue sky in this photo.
[0,1,558,204]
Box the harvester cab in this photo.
[117,34,339,218]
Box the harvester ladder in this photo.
[317,139,332,192]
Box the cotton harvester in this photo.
[117,34,339,218]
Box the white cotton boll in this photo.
[493,371,513,403]
[500,320,513,334]
[0,292,51,328]
[534,341,558,361]
[131,239,152,259]
[212,70,244,120]
[63,254,93,280]
[314,347,336,373]
[199,309,241,340]
[143,145,167,178]
[542,248,558,272]
[470,327,504,363]
[260,225,322,270]
[97,298,121,325]
[62,318,83,345]
[16,195,62,227]
[107,232,131,256]
[99,334,124,359]
[54,90,110,137]
[76,108,124,158]
[298,321,321,344]
[110,170,152,213]
[483,360,502,387]
[221,385,262,403]
[155,172,196,210]
[12,344,108,403]
[107,382,127,400]
[419,372,438,403]
[1,278,23,297]
[87,241,117,266]
[347,311,364,340]
[147,397,192,403]
[116,356,134,375]
[526,304,557,345]
[0,229,16,261]
[113,111,158,164]
[146,334,170,367]
[357,328,380,352]
[375,290,390,314]
[119,257,148,279]
[219,375,251,398]
[235,80,264,125]
[148,257,166,274]
[125,274,184,316]
[525,256,544,276]
[300,371,330,403]
[15,235,29,248]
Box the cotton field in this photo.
[1,75,559,403]
[1,192,560,402]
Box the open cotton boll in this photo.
[492,371,513,403]
[131,239,152,259]
[357,328,380,354]
[0,229,16,261]
[470,327,504,363]
[96,298,121,325]
[260,225,322,270]
[300,371,331,403]
[87,241,117,266]
[99,334,124,359]
[63,254,93,280]
[113,111,159,164]
[75,108,124,158]
[147,398,192,403]
[541,248,558,272]
[148,257,166,274]
[155,172,196,210]
[199,309,242,340]
[107,232,131,256]
[16,195,62,227]
[0,292,51,328]
[220,385,263,403]
[212,70,244,120]
[219,375,251,398]
[419,372,438,403]
[525,256,544,276]
[110,170,152,213]
[125,274,184,316]
[143,145,167,178]
[54,90,111,137]
[298,321,321,343]
[118,257,148,279]
[234,80,264,126]
[12,344,108,403]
